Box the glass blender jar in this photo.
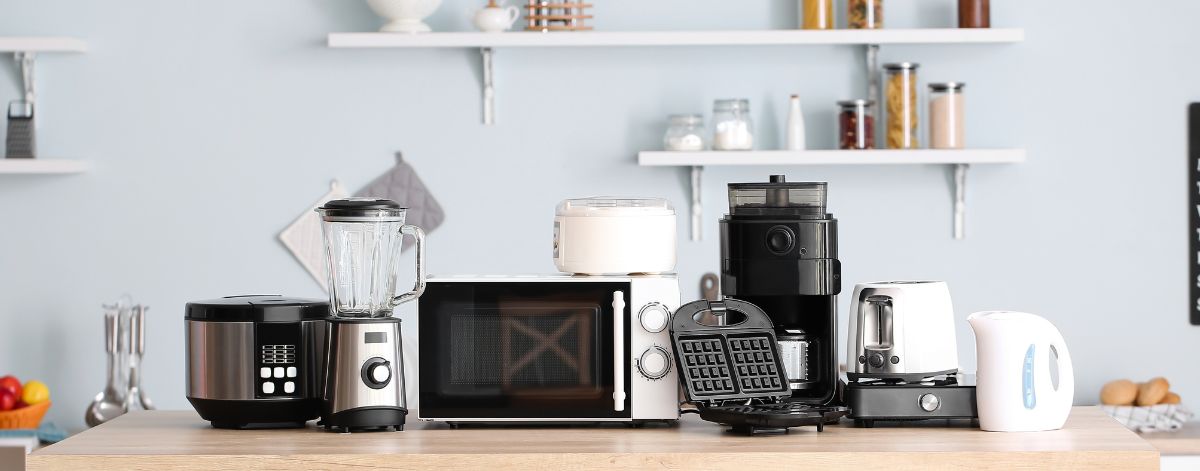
[315,197,425,432]
[317,198,426,318]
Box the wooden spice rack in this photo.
[524,2,594,31]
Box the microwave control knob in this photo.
[361,357,392,390]
[638,303,671,333]
[637,346,672,380]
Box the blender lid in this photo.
[185,295,329,322]
[317,197,406,220]
[556,197,675,217]
[727,175,828,217]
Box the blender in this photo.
[316,198,426,432]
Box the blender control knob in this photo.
[637,346,672,380]
[361,357,392,389]
[868,352,885,368]
[919,393,941,412]
[638,303,671,333]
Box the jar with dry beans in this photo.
[883,62,919,149]
[848,0,882,29]
[801,0,834,30]
[837,100,874,150]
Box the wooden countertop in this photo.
[28,407,1157,470]
[1143,423,1200,456]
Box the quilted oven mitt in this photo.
[355,152,445,250]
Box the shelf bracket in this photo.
[14,51,35,104]
[690,165,703,241]
[480,47,494,125]
[953,163,968,239]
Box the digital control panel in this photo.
[255,323,303,399]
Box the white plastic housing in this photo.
[554,197,677,275]
[846,281,960,378]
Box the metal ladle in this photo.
[85,311,126,427]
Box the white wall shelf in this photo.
[639,149,1025,241]
[0,36,88,53]
[328,28,1024,48]
[327,29,1023,126]
[0,159,89,174]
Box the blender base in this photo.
[320,406,407,433]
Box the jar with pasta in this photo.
[801,0,834,30]
[837,99,874,150]
[848,0,882,29]
[928,83,965,149]
[883,62,919,149]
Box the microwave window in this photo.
[450,307,598,391]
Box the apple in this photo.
[0,390,15,411]
[0,376,20,399]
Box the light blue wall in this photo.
[0,0,1193,429]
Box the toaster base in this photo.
[186,397,320,429]
[844,375,978,425]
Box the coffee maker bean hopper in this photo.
[316,198,426,432]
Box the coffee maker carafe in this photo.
[719,176,839,404]
[317,198,426,432]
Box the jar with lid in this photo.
[801,0,834,30]
[883,62,919,149]
[662,114,706,151]
[837,99,875,150]
[848,0,882,29]
[928,83,965,149]
[712,99,754,151]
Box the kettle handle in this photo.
[1039,321,1075,411]
[390,224,427,307]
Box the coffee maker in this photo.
[316,198,426,432]
[719,176,839,404]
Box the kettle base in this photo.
[320,406,407,433]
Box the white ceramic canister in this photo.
[473,0,520,32]
[968,311,1075,432]
[554,197,677,275]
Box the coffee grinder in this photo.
[316,198,426,432]
[719,175,840,404]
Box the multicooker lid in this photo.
[555,197,675,217]
[727,175,828,218]
[185,295,328,322]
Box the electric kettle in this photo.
[968,311,1074,432]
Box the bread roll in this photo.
[1136,377,1170,406]
[1100,379,1138,405]
[1162,392,1182,405]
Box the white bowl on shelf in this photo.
[366,0,443,33]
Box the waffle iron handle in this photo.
[671,298,774,334]
[612,290,627,412]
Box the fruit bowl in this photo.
[0,401,50,429]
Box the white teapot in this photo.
[473,0,520,33]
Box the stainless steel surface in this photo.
[611,291,626,412]
[690,165,702,241]
[954,163,968,239]
[86,311,126,427]
[919,393,941,412]
[856,293,901,376]
[125,306,154,410]
[392,224,427,306]
[778,337,810,386]
[185,320,256,400]
[700,273,719,301]
[15,52,34,104]
[324,320,406,415]
[481,47,494,125]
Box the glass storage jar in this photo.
[928,83,965,149]
[958,0,990,28]
[837,99,875,150]
[883,62,919,149]
[712,99,754,151]
[801,0,834,30]
[848,0,882,29]
[663,114,706,151]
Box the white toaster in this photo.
[846,281,959,381]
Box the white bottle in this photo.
[786,95,806,151]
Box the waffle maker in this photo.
[671,298,848,435]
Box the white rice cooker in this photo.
[553,197,677,275]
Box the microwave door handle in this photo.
[612,290,626,412]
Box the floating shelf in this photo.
[0,159,89,174]
[327,29,1023,125]
[0,37,88,53]
[638,149,1025,241]
[328,29,1024,48]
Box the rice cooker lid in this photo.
[185,295,328,322]
[556,197,675,217]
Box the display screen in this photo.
[365,332,387,344]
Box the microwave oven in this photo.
[416,274,681,424]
